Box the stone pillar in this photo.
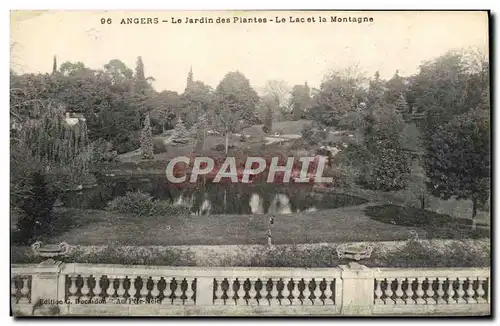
[196,277,214,306]
[30,259,64,315]
[339,262,374,315]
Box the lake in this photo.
[59,176,366,215]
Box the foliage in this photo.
[309,66,367,126]
[301,122,327,146]
[140,114,154,159]
[365,204,489,239]
[213,71,260,135]
[263,107,273,134]
[353,99,412,191]
[380,239,490,268]
[424,108,490,218]
[106,191,191,217]
[171,117,189,142]
[153,138,167,154]
[15,172,58,244]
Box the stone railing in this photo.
[10,261,490,316]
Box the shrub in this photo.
[212,144,235,152]
[240,134,247,142]
[153,138,167,154]
[106,191,191,217]
[15,172,58,244]
[106,191,154,216]
[379,239,490,268]
[365,204,490,239]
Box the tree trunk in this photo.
[420,195,425,210]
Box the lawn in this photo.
[15,201,488,247]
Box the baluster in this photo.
[302,279,312,305]
[465,278,476,304]
[383,278,395,305]
[456,278,466,304]
[324,280,333,305]
[162,279,171,304]
[19,278,30,303]
[248,279,257,305]
[80,276,90,301]
[213,279,224,305]
[374,279,384,304]
[425,278,436,304]
[312,279,322,305]
[270,279,279,305]
[116,277,126,300]
[394,278,405,304]
[415,278,426,305]
[446,278,456,304]
[93,276,102,299]
[80,277,90,300]
[140,277,150,300]
[69,276,79,302]
[150,278,160,301]
[404,278,415,304]
[291,279,301,305]
[173,278,183,304]
[185,279,195,305]
[106,276,116,299]
[436,278,446,304]
[476,277,486,303]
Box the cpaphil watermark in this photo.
[165,156,333,184]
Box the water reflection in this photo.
[59,176,365,215]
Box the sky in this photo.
[10,10,489,94]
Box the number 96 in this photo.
[101,18,112,24]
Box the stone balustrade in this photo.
[10,262,490,316]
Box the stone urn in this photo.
[336,243,374,261]
[31,241,70,258]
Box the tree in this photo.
[395,94,409,114]
[310,65,366,126]
[134,56,154,95]
[172,117,189,142]
[290,82,311,120]
[408,49,488,136]
[186,66,194,90]
[140,114,154,159]
[424,108,490,220]
[262,79,290,121]
[181,80,213,128]
[352,101,412,191]
[52,55,57,75]
[263,106,273,134]
[148,90,182,133]
[213,71,259,153]
[384,70,406,105]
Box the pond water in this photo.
[59,176,366,215]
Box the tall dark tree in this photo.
[424,108,490,220]
[290,82,310,120]
[52,55,57,75]
[186,66,194,90]
[213,71,259,153]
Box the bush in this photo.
[380,239,490,268]
[212,144,235,152]
[106,191,191,217]
[240,134,247,142]
[153,138,167,154]
[15,172,58,244]
[365,204,490,239]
